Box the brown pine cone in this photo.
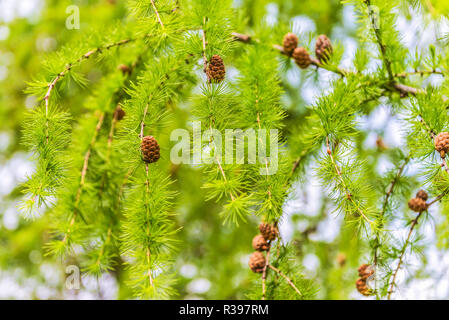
[292,47,311,69]
[249,251,266,273]
[259,223,279,241]
[252,235,269,251]
[141,136,160,164]
[416,190,428,201]
[358,264,374,280]
[117,64,131,75]
[315,34,333,63]
[408,197,427,213]
[282,32,298,56]
[113,106,126,121]
[355,278,371,296]
[206,55,226,83]
[435,132,449,158]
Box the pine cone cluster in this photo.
[249,251,266,273]
[114,106,126,121]
[248,223,279,273]
[259,223,279,241]
[408,190,428,213]
[282,32,298,56]
[355,264,373,296]
[292,47,311,69]
[252,234,269,251]
[435,132,449,158]
[141,136,160,164]
[206,55,226,83]
[281,33,333,69]
[315,34,333,63]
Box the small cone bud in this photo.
[416,190,428,201]
[282,32,298,55]
[408,197,427,213]
[249,251,266,273]
[141,136,160,164]
[315,34,333,63]
[114,106,126,121]
[292,47,311,69]
[259,223,279,241]
[435,132,449,159]
[206,55,226,83]
[118,64,131,75]
[252,235,269,251]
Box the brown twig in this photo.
[261,244,271,300]
[395,69,445,78]
[201,17,208,73]
[427,189,449,207]
[150,0,164,28]
[268,264,302,297]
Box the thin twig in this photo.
[268,264,302,297]
[201,17,208,73]
[150,0,164,28]
[427,189,449,207]
[395,69,445,78]
[261,244,271,300]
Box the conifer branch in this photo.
[387,210,423,299]
[233,32,423,96]
[326,136,373,225]
[268,264,302,297]
[387,190,447,299]
[373,157,409,297]
[418,116,436,140]
[43,38,136,110]
[380,159,409,220]
[365,0,394,81]
[63,112,105,244]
